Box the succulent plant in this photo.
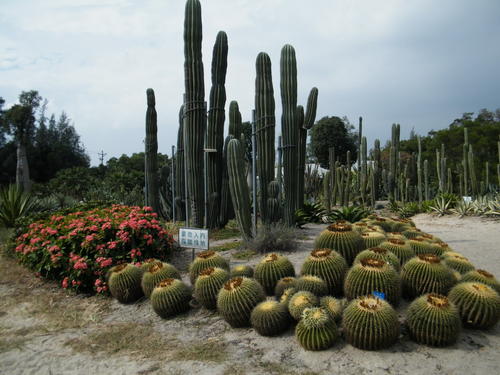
[401,254,456,299]
[442,252,475,274]
[402,228,422,239]
[361,231,386,249]
[250,300,291,336]
[274,277,297,298]
[295,307,338,351]
[344,258,401,306]
[352,222,370,233]
[390,219,411,233]
[139,258,163,271]
[354,247,401,272]
[386,232,406,241]
[295,275,329,297]
[379,238,415,266]
[342,295,400,350]
[194,267,230,310]
[288,291,319,320]
[278,287,297,306]
[408,237,434,255]
[189,250,230,284]
[406,293,461,346]
[300,249,348,296]
[150,278,192,318]
[254,253,296,295]
[141,262,182,298]
[420,233,441,243]
[371,217,394,232]
[230,264,254,278]
[314,223,364,265]
[430,242,453,255]
[461,269,500,294]
[108,264,144,304]
[448,282,500,329]
[320,296,344,323]
[217,277,266,327]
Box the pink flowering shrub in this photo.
[13,204,175,294]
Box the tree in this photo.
[309,116,357,169]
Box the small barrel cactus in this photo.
[371,217,394,232]
[406,293,461,346]
[320,296,344,323]
[295,307,338,351]
[108,264,144,304]
[288,291,319,320]
[344,258,401,306]
[194,267,230,310]
[420,233,441,243]
[342,295,400,350]
[352,222,370,233]
[429,242,452,256]
[230,264,254,278]
[386,232,406,241]
[353,247,401,272]
[274,277,297,298]
[254,253,295,295]
[189,250,230,284]
[141,262,181,298]
[278,287,297,306]
[461,269,500,294]
[442,252,475,274]
[402,228,422,239]
[250,300,291,336]
[301,249,348,296]
[314,223,365,265]
[150,278,192,318]
[140,258,163,271]
[401,254,456,299]
[379,238,415,266]
[448,282,500,329]
[408,237,434,256]
[217,277,266,327]
[361,231,386,249]
[295,275,329,297]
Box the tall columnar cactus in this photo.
[329,148,337,207]
[344,151,352,206]
[359,136,368,204]
[296,105,306,209]
[468,144,478,196]
[417,135,422,203]
[227,138,253,241]
[219,135,235,227]
[206,31,228,229]
[145,88,159,213]
[228,100,242,138]
[183,0,205,227]
[175,105,186,220]
[267,180,281,223]
[255,52,276,223]
[389,124,400,200]
[357,116,363,191]
[424,159,429,201]
[373,139,381,201]
[323,170,331,213]
[463,127,469,195]
[280,44,298,226]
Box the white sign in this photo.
[178,228,209,250]
[463,196,472,203]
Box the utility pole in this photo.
[98,150,107,166]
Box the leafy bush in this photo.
[328,206,372,223]
[435,192,459,208]
[429,197,453,216]
[0,185,39,228]
[295,202,327,227]
[12,204,175,294]
[397,202,422,218]
[246,223,299,254]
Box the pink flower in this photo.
[62,277,69,288]
[73,260,88,270]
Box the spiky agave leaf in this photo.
[406,293,461,346]
[401,254,456,299]
[300,249,348,296]
[251,300,291,336]
[342,295,400,350]
[448,282,500,329]
[344,258,401,306]
[295,307,338,351]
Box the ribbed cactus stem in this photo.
[227,139,253,241]
[357,116,363,191]
[175,105,186,220]
[296,105,306,209]
[255,52,276,223]
[323,171,331,213]
[373,139,380,201]
[344,151,351,206]
[468,145,477,196]
[330,150,337,207]
[360,136,367,205]
[267,180,281,223]
[424,159,429,201]
[183,0,205,227]
[219,135,235,227]
[206,31,228,229]
[463,127,469,195]
[145,88,159,213]
[417,136,422,203]
[280,44,298,226]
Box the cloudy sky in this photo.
[1,0,499,165]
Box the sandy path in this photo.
[1,215,499,375]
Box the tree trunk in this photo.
[16,141,31,192]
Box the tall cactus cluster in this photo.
[144,88,160,213]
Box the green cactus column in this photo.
[424,159,429,201]
[280,44,298,226]
[255,52,276,223]
[357,117,363,192]
[417,136,422,204]
[463,128,469,196]
[468,145,478,196]
[219,135,235,227]
[227,139,253,241]
[373,139,381,201]
[145,88,159,213]
[206,31,228,229]
[183,0,205,227]
[175,105,186,220]
[360,136,368,205]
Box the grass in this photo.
[232,249,257,260]
[170,339,228,362]
[211,240,242,252]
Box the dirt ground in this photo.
[1,214,499,375]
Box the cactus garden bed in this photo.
[1,214,500,375]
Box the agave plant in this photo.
[0,185,39,227]
[295,201,327,227]
[429,197,453,216]
[328,206,372,223]
[451,200,473,218]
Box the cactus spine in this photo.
[227,138,253,241]
[183,0,205,227]
[194,267,230,310]
[219,135,234,227]
[175,105,186,220]
[357,116,363,192]
[255,52,276,223]
[108,264,144,304]
[296,105,306,209]
[280,44,298,226]
[295,307,338,351]
[463,127,469,195]
[145,88,159,213]
[266,181,281,223]
[206,31,228,229]
[150,278,192,318]
[254,253,296,295]
[251,300,291,336]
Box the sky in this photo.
[1,0,499,166]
